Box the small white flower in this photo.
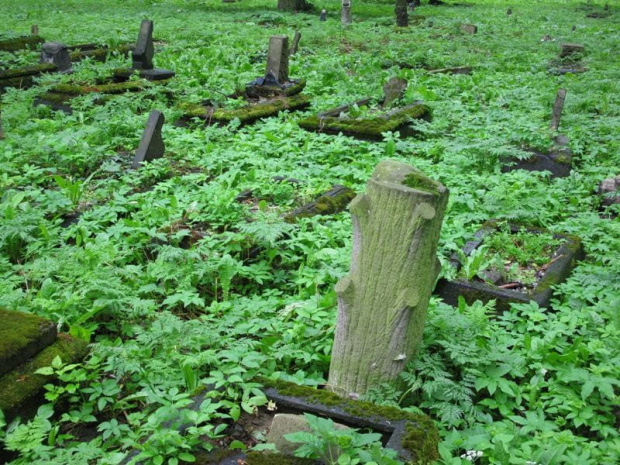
[540,368,548,376]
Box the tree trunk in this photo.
[341,0,352,25]
[328,160,449,396]
[395,0,408,27]
[278,0,310,12]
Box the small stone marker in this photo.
[550,88,567,131]
[266,414,349,457]
[408,2,415,12]
[571,25,577,32]
[320,9,327,21]
[31,24,39,35]
[132,20,155,70]
[39,42,72,72]
[382,77,408,108]
[560,43,584,58]
[507,8,512,16]
[265,35,289,84]
[132,110,165,169]
[342,0,352,25]
[291,30,301,55]
[461,24,478,34]
[604,3,609,10]
[0,105,4,140]
[599,175,620,207]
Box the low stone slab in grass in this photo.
[285,184,356,222]
[0,35,44,52]
[298,100,430,140]
[435,221,584,313]
[178,92,311,127]
[501,136,572,178]
[35,78,172,113]
[0,309,57,377]
[0,333,89,421]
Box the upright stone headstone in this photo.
[31,25,39,36]
[320,9,327,21]
[132,20,155,70]
[342,0,352,25]
[265,35,289,84]
[39,42,72,72]
[291,30,301,55]
[550,88,567,131]
[507,8,512,16]
[382,77,408,108]
[132,110,165,169]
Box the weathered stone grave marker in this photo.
[342,0,352,25]
[396,0,408,27]
[598,176,620,209]
[461,23,478,34]
[31,24,39,36]
[550,88,567,131]
[266,35,289,84]
[291,30,301,55]
[328,160,449,396]
[507,8,512,16]
[382,76,407,108]
[560,43,585,58]
[39,42,72,73]
[320,9,327,21]
[277,0,311,12]
[0,104,4,140]
[132,110,165,169]
[123,20,175,81]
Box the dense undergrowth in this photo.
[0,0,618,463]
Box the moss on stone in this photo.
[180,94,311,125]
[0,35,44,52]
[402,172,440,196]
[0,63,57,80]
[259,378,439,463]
[36,91,74,105]
[286,187,356,222]
[298,103,430,140]
[0,310,56,372]
[0,333,88,421]
[70,44,133,63]
[50,80,163,95]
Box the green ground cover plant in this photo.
[0,0,618,464]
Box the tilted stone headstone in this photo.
[382,77,408,108]
[342,0,352,25]
[39,42,72,72]
[320,9,327,21]
[132,110,165,169]
[132,20,155,70]
[291,30,301,55]
[550,88,567,131]
[265,35,289,84]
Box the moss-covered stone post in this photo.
[328,160,448,396]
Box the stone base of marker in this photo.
[0,309,89,422]
[0,35,45,52]
[129,19,175,81]
[299,97,430,140]
[34,79,173,114]
[501,136,572,178]
[435,221,584,314]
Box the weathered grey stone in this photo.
[382,77,408,108]
[560,43,584,58]
[39,42,72,72]
[599,175,620,207]
[395,0,408,27]
[460,24,478,34]
[132,110,165,169]
[342,0,352,25]
[132,20,154,70]
[550,88,567,131]
[265,35,289,84]
[31,24,39,35]
[291,31,301,55]
[507,8,512,16]
[320,9,327,21]
[266,413,349,456]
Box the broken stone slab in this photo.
[285,185,356,222]
[132,20,155,70]
[0,333,89,422]
[427,66,472,75]
[39,42,72,73]
[382,77,408,108]
[267,413,350,456]
[460,23,478,34]
[0,63,58,91]
[291,30,301,55]
[132,110,165,169]
[501,146,572,178]
[559,43,584,58]
[0,35,44,52]
[0,309,58,377]
[435,221,584,314]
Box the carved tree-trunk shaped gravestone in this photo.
[328,160,449,396]
[266,35,289,84]
[132,110,165,169]
[550,88,567,131]
[395,0,408,27]
[342,0,352,25]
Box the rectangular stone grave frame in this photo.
[435,221,584,314]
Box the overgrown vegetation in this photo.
[0,0,618,464]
